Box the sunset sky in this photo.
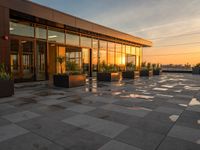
[31,0,200,65]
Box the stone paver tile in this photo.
[62,114,128,138]
[83,95,118,104]
[144,111,176,124]
[168,125,200,144]
[55,128,110,150]
[66,105,96,113]
[86,108,141,127]
[0,118,11,126]
[101,104,151,117]
[18,117,77,140]
[176,110,200,129]
[0,132,65,150]
[115,127,165,150]
[157,136,200,150]
[0,124,29,142]
[187,106,200,113]
[155,106,183,115]
[39,99,65,105]
[2,111,40,123]
[98,140,141,150]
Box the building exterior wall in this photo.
[0,6,10,70]
[0,0,152,82]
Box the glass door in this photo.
[82,48,90,76]
[10,39,34,82]
[36,41,47,80]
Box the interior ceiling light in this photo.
[48,35,58,39]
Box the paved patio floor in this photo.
[0,73,200,150]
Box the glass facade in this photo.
[10,22,34,37]
[48,28,65,44]
[66,33,80,46]
[9,20,143,81]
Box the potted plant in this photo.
[192,63,200,74]
[97,61,121,82]
[53,57,86,88]
[152,63,162,75]
[122,62,139,79]
[140,62,153,77]
[0,63,14,98]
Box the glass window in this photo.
[100,40,107,50]
[81,36,92,48]
[116,52,122,65]
[126,45,131,54]
[10,22,34,37]
[122,45,126,53]
[99,40,107,64]
[108,51,114,65]
[131,47,136,55]
[108,42,115,51]
[66,33,80,46]
[48,29,64,43]
[122,53,126,65]
[99,50,107,64]
[92,39,98,49]
[36,27,46,39]
[116,44,122,53]
[136,47,140,56]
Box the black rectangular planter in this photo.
[153,69,162,75]
[192,67,200,74]
[122,71,140,79]
[53,74,86,88]
[0,80,14,98]
[97,72,121,82]
[140,70,153,77]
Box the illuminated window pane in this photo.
[126,45,131,54]
[122,53,126,65]
[116,44,122,53]
[93,39,98,49]
[100,40,107,49]
[66,33,80,46]
[99,50,107,63]
[108,51,114,65]
[81,36,92,48]
[131,47,136,55]
[108,42,115,51]
[48,29,64,43]
[122,45,126,53]
[99,40,107,64]
[116,52,122,65]
[136,47,140,56]
[10,22,34,37]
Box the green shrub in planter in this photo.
[122,62,139,79]
[140,62,153,77]
[97,61,121,82]
[0,63,14,98]
[192,63,200,74]
[53,58,86,88]
[152,63,162,75]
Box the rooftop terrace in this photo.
[0,73,200,150]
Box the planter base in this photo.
[192,67,200,74]
[53,74,86,88]
[0,80,14,98]
[122,71,140,79]
[153,70,162,75]
[140,70,153,77]
[97,72,121,82]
